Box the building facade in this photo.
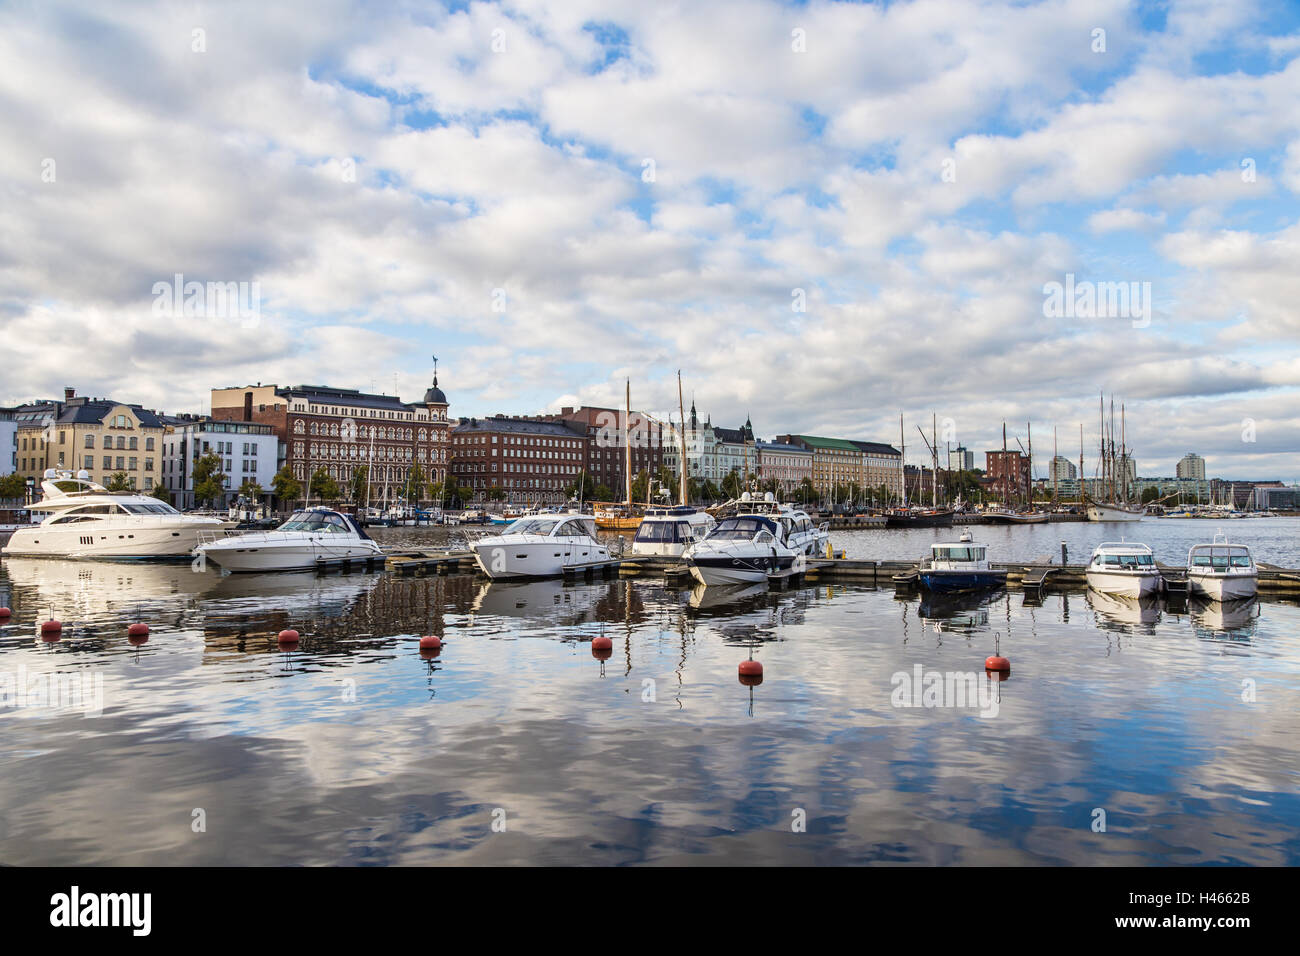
[662,403,721,484]
[850,440,904,497]
[1048,455,1078,484]
[211,376,451,503]
[161,416,280,509]
[985,449,1031,503]
[948,446,975,472]
[776,435,862,500]
[0,408,17,476]
[14,389,165,492]
[753,440,813,492]
[1176,453,1206,480]
[540,406,667,495]
[450,416,587,505]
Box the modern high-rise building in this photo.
[1176,452,1206,480]
[1049,455,1078,484]
[948,446,975,472]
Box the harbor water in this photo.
[1,517,1298,865]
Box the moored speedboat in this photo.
[1186,534,1258,601]
[1,470,232,560]
[918,535,1007,593]
[1085,541,1161,597]
[471,512,609,579]
[683,514,804,586]
[630,506,717,557]
[731,491,830,555]
[193,508,383,572]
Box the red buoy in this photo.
[128,622,149,638]
[985,655,1011,674]
[591,635,613,660]
[40,619,62,635]
[418,635,442,650]
[738,659,763,686]
[0,607,11,618]
[277,628,300,645]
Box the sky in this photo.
[1,0,1298,480]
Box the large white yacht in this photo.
[470,512,610,579]
[684,514,805,586]
[1085,541,1162,597]
[732,491,830,556]
[193,508,383,573]
[630,506,717,557]
[1,470,231,559]
[1186,534,1258,601]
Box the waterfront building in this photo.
[776,435,862,501]
[537,406,666,495]
[662,402,721,484]
[449,416,587,505]
[1048,455,1077,485]
[713,419,757,483]
[850,440,904,498]
[14,388,165,492]
[753,440,813,493]
[0,408,17,476]
[161,415,280,509]
[1176,452,1206,481]
[984,449,1030,503]
[948,445,975,472]
[211,372,451,503]
[1254,484,1299,510]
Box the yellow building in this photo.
[15,389,165,492]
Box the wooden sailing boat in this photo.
[594,379,644,529]
[1086,393,1144,521]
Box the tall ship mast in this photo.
[1086,391,1145,522]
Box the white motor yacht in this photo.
[732,491,830,556]
[193,508,383,573]
[1085,541,1162,597]
[1186,534,1258,601]
[630,506,717,557]
[470,512,609,579]
[1,470,231,559]
[684,514,805,586]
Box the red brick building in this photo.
[450,416,588,506]
[540,406,667,494]
[210,376,451,502]
[985,450,1030,504]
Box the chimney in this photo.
[64,387,75,402]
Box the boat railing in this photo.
[1095,541,1152,553]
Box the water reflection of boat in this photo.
[687,582,769,611]
[916,590,995,632]
[1190,596,1259,640]
[1086,589,1161,630]
[469,578,610,623]
[0,556,220,612]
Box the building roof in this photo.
[51,400,164,428]
[277,385,422,413]
[454,416,585,439]
[783,434,861,452]
[849,440,901,456]
[755,441,812,454]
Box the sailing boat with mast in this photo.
[594,379,644,530]
[885,412,954,528]
[1086,394,1145,522]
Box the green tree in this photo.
[720,469,743,500]
[149,484,172,505]
[309,467,339,501]
[238,479,264,500]
[1141,485,1161,504]
[192,452,225,506]
[699,479,720,502]
[271,466,301,506]
[105,472,131,493]
[403,463,426,504]
[348,465,369,504]
[566,470,598,502]
[0,473,26,499]
[630,468,651,503]
[593,483,614,502]
[486,485,505,502]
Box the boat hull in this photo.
[885,511,954,528]
[471,539,610,579]
[688,553,797,586]
[198,539,383,573]
[1087,504,1145,522]
[1086,568,1161,597]
[1188,572,1258,602]
[2,520,229,559]
[919,570,1007,594]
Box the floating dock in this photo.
[374,548,1300,596]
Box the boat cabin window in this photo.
[1100,553,1152,567]
[553,519,595,538]
[505,517,567,535]
[120,502,180,515]
[634,520,691,543]
[934,546,984,562]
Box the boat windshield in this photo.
[1101,553,1154,567]
[934,546,985,561]
[278,511,352,533]
[1191,548,1253,569]
[708,517,775,541]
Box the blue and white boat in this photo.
[918,533,1007,594]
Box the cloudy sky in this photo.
[1,0,1298,479]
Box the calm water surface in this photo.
[1,523,1298,865]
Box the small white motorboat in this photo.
[1186,534,1258,601]
[193,508,383,573]
[919,533,1007,593]
[630,506,716,557]
[470,512,609,579]
[1085,541,1162,597]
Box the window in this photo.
[84,434,93,448]
[146,437,154,451]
